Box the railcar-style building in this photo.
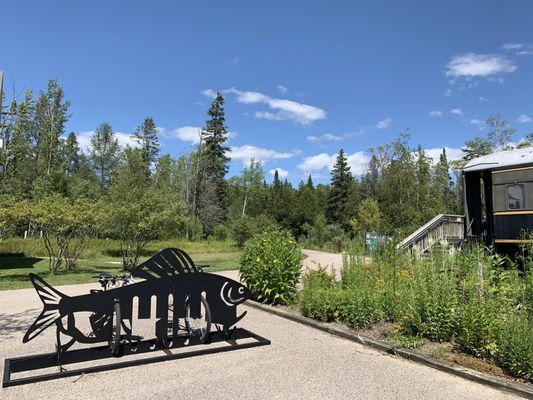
[462,147,533,252]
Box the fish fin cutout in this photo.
[131,248,191,279]
[23,274,67,343]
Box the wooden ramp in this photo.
[398,214,465,257]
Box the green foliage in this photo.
[456,299,501,357]
[232,216,255,248]
[299,268,339,321]
[399,262,458,342]
[239,230,302,305]
[498,315,533,379]
[325,149,353,227]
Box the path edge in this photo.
[246,300,533,399]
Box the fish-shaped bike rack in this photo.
[3,248,270,388]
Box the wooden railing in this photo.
[398,214,465,257]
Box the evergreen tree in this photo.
[415,145,433,224]
[64,132,80,175]
[133,117,160,174]
[90,122,120,191]
[432,148,455,213]
[306,174,314,188]
[361,152,380,198]
[326,149,353,226]
[197,92,230,232]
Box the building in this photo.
[462,147,533,252]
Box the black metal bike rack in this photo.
[2,248,270,388]
[3,328,270,387]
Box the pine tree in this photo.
[306,174,314,188]
[415,145,432,224]
[326,149,353,226]
[432,148,455,213]
[133,117,160,174]
[90,122,120,191]
[64,132,80,175]
[361,152,380,198]
[197,92,230,232]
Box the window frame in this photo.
[506,183,525,210]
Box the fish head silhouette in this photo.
[219,279,252,306]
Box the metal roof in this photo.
[463,147,533,172]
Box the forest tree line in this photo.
[0,79,530,269]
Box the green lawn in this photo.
[0,239,241,290]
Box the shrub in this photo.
[232,216,255,248]
[399,262,458,342]
[239,230,302,305]
[456,299,501,357]
[299,268,339,321]
[498,315,533,380]
[338,287,382,328]
[212,224,231,241]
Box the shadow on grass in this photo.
[0,256,42,270]
[103,249,154,258]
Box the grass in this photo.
[0,238,241,290]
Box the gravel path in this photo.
[302,249,344,280]
[0,275,522,400]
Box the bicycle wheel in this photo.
[109,300,121,355]
[184,295,211,343]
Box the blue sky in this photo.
[1,1,532,183]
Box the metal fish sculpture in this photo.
[23,248,252,353]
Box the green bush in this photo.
[399,262,458,342]
[456,299,501,357]
[299,269,339,321]
[239,230,302,305]
[498,315,533,380]
[338,287,382,328]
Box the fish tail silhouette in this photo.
[23,273,68,343]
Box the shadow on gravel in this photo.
[0,309,40,339]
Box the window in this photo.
[507,184,525,210]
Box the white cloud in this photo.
[376,117,392,129]
[450,108,463,116]
[201,89,217,99]
[229,145,295,164]
[225,87,326,125]
[170,126,202,144]
[159,126,237,145]
[517,50,533,56]
[470,118,484,126]
[277,85,288,94]
[269,168,289,178]
[225,57,240,65]
[516,114,532,123]
[298,153,335,173]
[502,43,523,51]
[444,89,453,97]
[323,133,343,141]
[425,147,465,163]
[445,53,516,79]
[306,133,343,142]
[478,96,488,102]
[429,110,443,117]
[298,151,370,176]
[76,130,139,153]
[254,111,284,121]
